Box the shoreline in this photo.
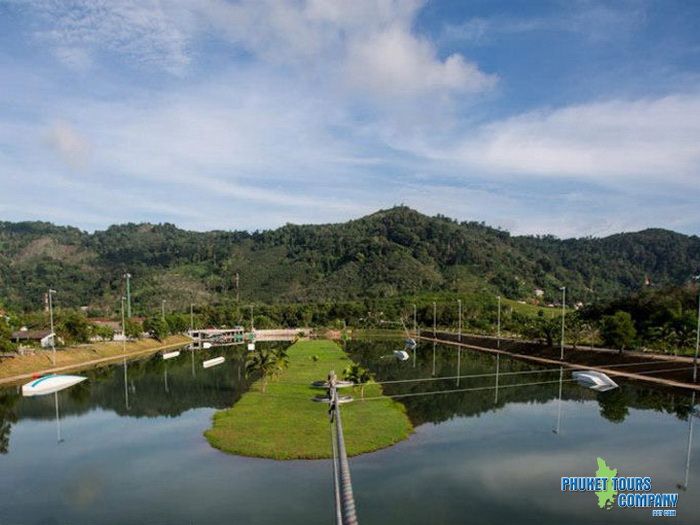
[0,335,192,386]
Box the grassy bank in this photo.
[204,340,413,459]
[0,335,191,383]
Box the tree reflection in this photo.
[0,389,19,454]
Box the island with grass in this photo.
[204,339,413,459]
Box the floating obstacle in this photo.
[203,356,225,369]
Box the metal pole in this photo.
[330,411,342,525]
[235,272,240,303]
[190,303,194,334]
[121,297,127,353]
[432,340,436,376]
[413,304,417,337]
[161,299,166,322]
[458,299,462,342]
[694,277,700,382]
[334,390,358,524]
[251,305,254,332]
[124,273,132,319]
[497,295,501,349]
[560,286,566,360]
[48,289,56,366]
[433,301,436,337]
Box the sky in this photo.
[1,0,699,238]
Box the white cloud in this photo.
[24,0,494,102]
[447,94,700,184]
[344,24,496,98]
[43,121,91,170]
[30,0,193,73]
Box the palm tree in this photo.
[343,364,373,400]
[245,348,289,393]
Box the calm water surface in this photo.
[0,339,697,524]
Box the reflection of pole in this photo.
[494,354,500,404]
[554,366,563,435]
[456,346,461,387]
[432,340,436,376]
[164,368,169,393]
[191,348,196,378]
[497,295,501,349]
[124,358,130,410]
[54,391,63,444]
[681,392,696,490]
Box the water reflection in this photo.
[345,339,696,427]
[0,344,268,453]
[0,338,697,524]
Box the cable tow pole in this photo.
[317,370,359,525]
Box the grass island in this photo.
[204,339,413,459]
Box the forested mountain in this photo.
[0,207,699,314]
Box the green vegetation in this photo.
[0,335,191,382]
[600,311,637,353]
[204,340,412,459]
[2,207,700,315]
[244,346,289,392]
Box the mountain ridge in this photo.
[1,206,698,313]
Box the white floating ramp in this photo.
[203,356,225,369]
[572,370,619,392]
[22,375,87,397]
[162,351,180,360]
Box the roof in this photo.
[11,330,52,340]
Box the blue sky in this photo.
[1,0,699,237]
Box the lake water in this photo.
[1,339,698,524]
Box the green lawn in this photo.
[204,340,413,459]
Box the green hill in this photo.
[1,207,699,313]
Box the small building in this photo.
[11,329,56,348]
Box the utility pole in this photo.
[433,301,437,337]
[560,286,566,361]
[121,296,127,353]
[413,303,417,337]
[458,299,462,342]
[190,303,194,334]
[251,305,254,332]
[123,273,132,319]
[497,295,501,349]
[235,272,240,303]
[48,289,57,366]
[161,299,166,322]
[694,276,700,382]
